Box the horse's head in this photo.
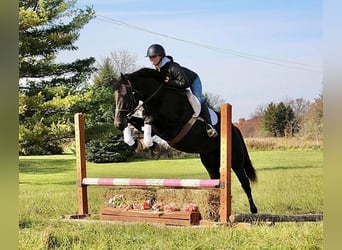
[113,73,138,130]
[114,68,165,130]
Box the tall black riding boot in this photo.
[201,103,218,137]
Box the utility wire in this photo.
[96,14,321,73]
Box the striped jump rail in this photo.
[82,178,220,188]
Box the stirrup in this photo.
[206,125,218,138]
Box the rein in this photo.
[126,79,163,119]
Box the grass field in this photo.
[19,150,323,249]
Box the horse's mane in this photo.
[128,68,164,83]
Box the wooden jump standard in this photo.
[73,103,233,225]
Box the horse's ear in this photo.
[120,73,126,80]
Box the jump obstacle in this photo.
[69,102,323,226]
[71,103,232,225]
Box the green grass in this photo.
[19,150,323,249]
[19,221,322,250]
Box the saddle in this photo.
[186,89,218,125]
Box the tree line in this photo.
[234,96,323,143]
[19,0,323,157]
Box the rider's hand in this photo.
[164,76,169,83]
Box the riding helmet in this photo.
[146,44,166,57]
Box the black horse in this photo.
[113,68,258,214]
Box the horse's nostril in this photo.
[114,121,120,129]
[115,122,125,131]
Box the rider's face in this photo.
[149,55,162,66]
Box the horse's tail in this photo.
[243,149,257,183]
[235,127,258,182]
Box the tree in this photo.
[93,57,117,88]
[109,49,138,74]
[250,104,267,136]
[19,0,96,89]
[303,94,323,143]
[19,0,96,155]
[263,102,296,137]
[90,50,139,124]
[84,58,118,138]
[286,98,310,138]
[205,93,226,112]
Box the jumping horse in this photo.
[113,67,258,214]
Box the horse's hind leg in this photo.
[199,150,220,179]
[200,144,257,214]
[232,164,258,214]
[232,127,258,214]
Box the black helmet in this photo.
[146,44,166,57]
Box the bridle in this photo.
[114,79,137,117]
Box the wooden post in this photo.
[219,103,232,223]
[74,113,88,215]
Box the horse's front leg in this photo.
[143,115,154,148]
[123,123,136,146]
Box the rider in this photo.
[146,44,218,137]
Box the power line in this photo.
[96,14,321,73]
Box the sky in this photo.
[57,0,323,122]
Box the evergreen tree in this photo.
[84,54,134,142]
[19,0,96,89]
[263,102,296,137]
[90,51,138,126]
[19,0,96,155]
[93,57,117,89]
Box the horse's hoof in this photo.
[131,140,139,150]
[251,208,258,214]
[150,142,157,149]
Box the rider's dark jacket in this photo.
[158,56,198,89]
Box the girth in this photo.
[167,116,199,146]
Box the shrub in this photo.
[245,138,277,150]
[19,124,64,155]
[86,133,135,163]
